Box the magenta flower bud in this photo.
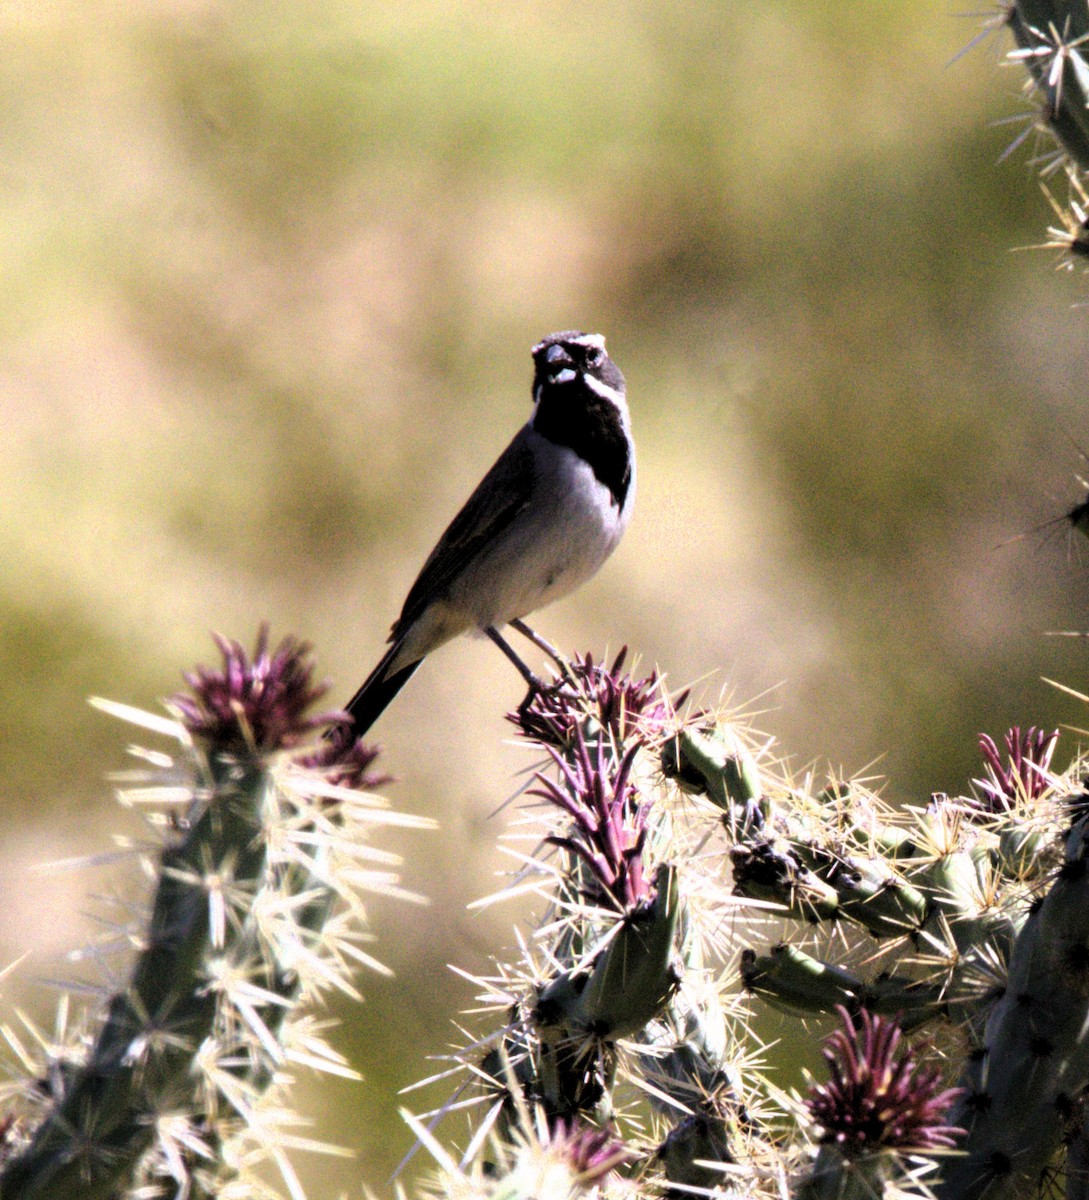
[808,1007,962,1156]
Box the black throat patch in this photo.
[532,378,632,509]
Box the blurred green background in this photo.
[3,0,1089,1193]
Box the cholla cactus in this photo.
[801,1006,963,1200]
[401,647,1089,1200]
[6,633,1089,1200]
[0,627,429,1200]
[988,2,1089,261]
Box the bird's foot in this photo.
[515,671,577,721]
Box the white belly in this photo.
[391,433,634,670]
[455,443,631,627]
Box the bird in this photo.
[340,330,635,739]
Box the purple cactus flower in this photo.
[171,625,339,754]
[512,647,680,748]
[530,725,653,912]
[807,1007,962,1156]
[974,726,1059,812]
[542,1117,636,1182]
[299,727,392,791]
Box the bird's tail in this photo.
[338,642,422,740]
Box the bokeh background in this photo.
[3,1,1089,1193]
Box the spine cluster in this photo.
[0,629,428,1199]
[0,635,1087,1200]
[996,1,1089,259]
[403,652,1089,1200]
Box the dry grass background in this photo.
[3,1,1089,1193]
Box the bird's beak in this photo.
[540,343,576,382]
[543,343,573,366]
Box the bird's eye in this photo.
[583,346,603,367]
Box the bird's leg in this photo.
[489,625,578,723]
[509,618,573,682]
[486,626,551,693]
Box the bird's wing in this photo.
[392,431,536,638]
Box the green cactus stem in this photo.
[0,631,426,1200]
[938,813,1089,1200]
[1008,1,1089,172]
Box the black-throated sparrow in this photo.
[341,331,634,738]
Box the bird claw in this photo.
[516,672,576,719]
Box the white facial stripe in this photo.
[572,333,606,352]
[584,372,624,407]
